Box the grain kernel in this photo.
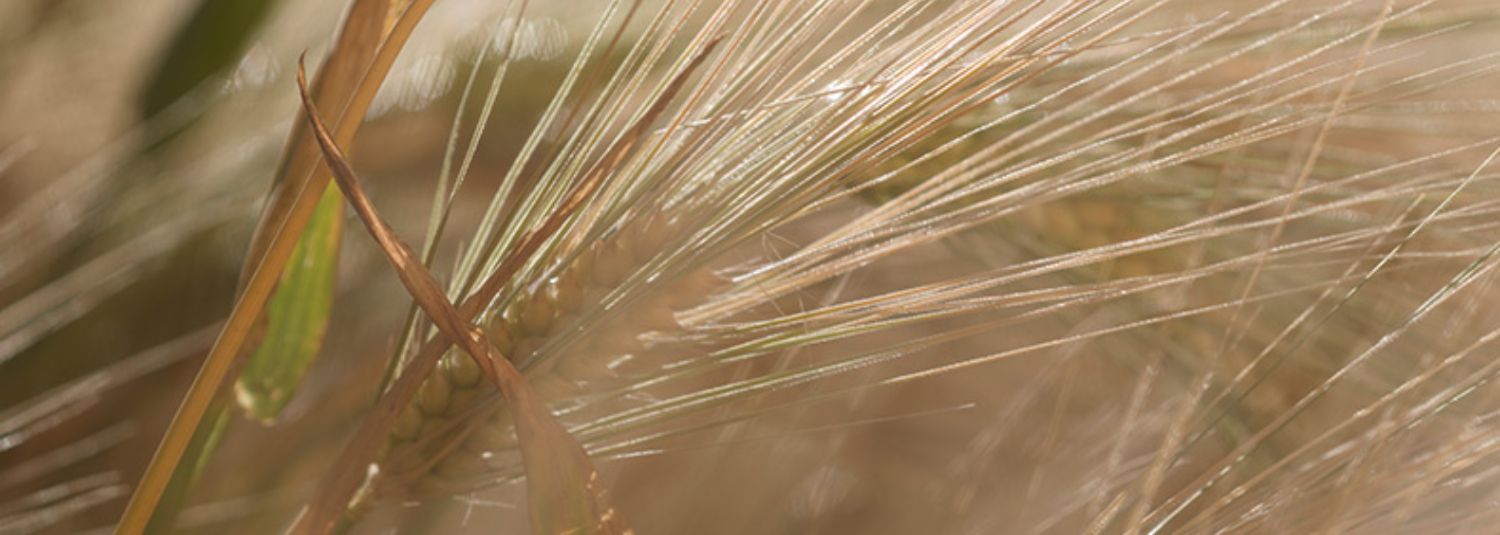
[445,389,481,417]
[484,317,514,356]
[521,287,556,335]
[442,350,481,387]
[391,405,423,441]
[416,368,452,416]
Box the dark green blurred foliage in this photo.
[138,0,278,122]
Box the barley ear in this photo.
[293,59,631,535]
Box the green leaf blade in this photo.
[234,183,343,423]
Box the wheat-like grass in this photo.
[3,0,1500,533]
